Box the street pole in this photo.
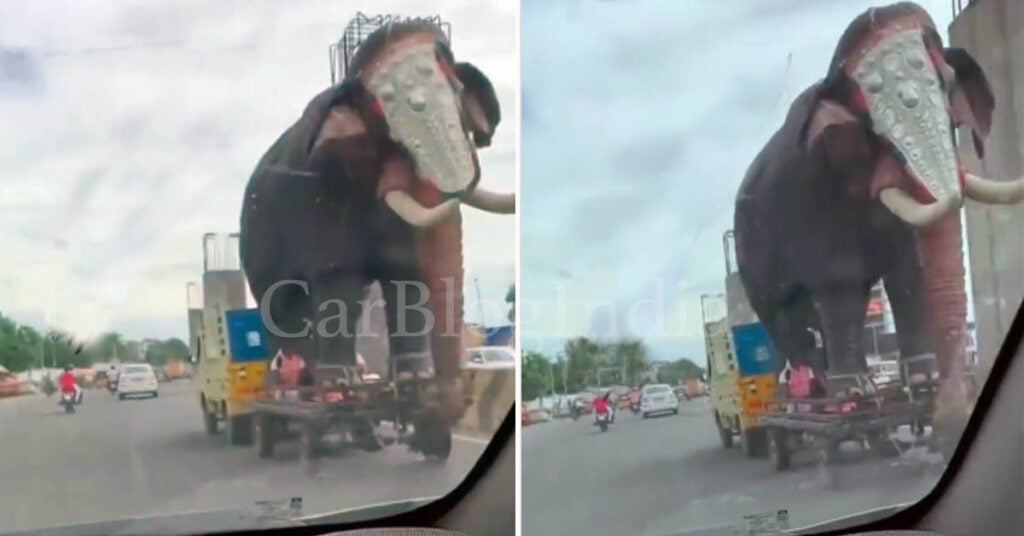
[560,351,568,394]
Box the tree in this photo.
[656,358,706,386]
[606,338,651,386]
[563,337,603,391]
[522,351,554,401]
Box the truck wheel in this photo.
[715,413,734,448]
[255,413,275,459]
[228,414,254,446]
[768,427,790,471]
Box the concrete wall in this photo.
[949,0,1024,377]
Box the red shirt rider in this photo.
[58,371,77,391]
[593,396,610,415]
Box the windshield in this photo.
[0,2,515,534]
[520,0,1019,535]
[645,386,670,395]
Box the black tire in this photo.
[118,394,125,401]
[768,427,790,471]
[64,403,74,414]
[868,430,901,458]
[673,409,679,415]
[228,414,254,446]
[413,414,453,461]
[716,413,734,448]
[152,392,158,399]
[255,412,275,459]
[354,421,385,452]
[599,421,608,432]
[642,412,649,419]
[741,427,767,458]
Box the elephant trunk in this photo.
[417,210,464,381]
[917,209,971,453]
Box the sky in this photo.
[520,0,957,360]
[0,0,516,342]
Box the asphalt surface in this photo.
[0,382,489,534]
[523,398,943,536]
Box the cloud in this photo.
[521,0,954,358]
[0,0,516,340]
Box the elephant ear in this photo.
[454,62,501,147]
[804,99,872,172]
[944,47,995,158]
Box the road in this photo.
[523,398,943,536]
[0,382,488,534]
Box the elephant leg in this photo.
[258,277,316,386]
[813,283,871,379]
[309,271,364,381]
[379,267,431,379]
[760,290,820,379]
[882,249,935,382]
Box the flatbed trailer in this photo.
[250,364,452,477]
[760,380,937,488]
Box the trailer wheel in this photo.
[768,427,790,471]
[868,430,900,458]
[715,413,734,448]
[228,414,253,446]
[300,422,322,477]
[412,414,452,462]
[255,412,275,459]
[741,427,767,458]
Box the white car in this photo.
[463,346,516,370]
[640,384,678,417]
[116,364,159,400]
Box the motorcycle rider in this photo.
[58,366,82,404]
[593,392,614,425]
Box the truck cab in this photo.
[703,230,779,457]
[190,233,270,446]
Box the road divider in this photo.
[456,368,514,439]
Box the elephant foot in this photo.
[392,352,436,383]
[818,373,878,414]
[307,365,365,402]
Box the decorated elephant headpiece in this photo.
[342,20,502,195]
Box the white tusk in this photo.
[963,173,1024,205]
[878,188,954,227]
[461,187,515,214]
[384,191,460,228]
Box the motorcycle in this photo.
[594,410,611,432]
[59,389,78,414]
[108,378,118,396]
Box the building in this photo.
[949,0,1023,378]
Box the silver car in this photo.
[640,384,678,418]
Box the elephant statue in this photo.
[239,20,514,422]
[733,2,1023,446]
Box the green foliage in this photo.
[0,311,188,373]
[521,351,554,402]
